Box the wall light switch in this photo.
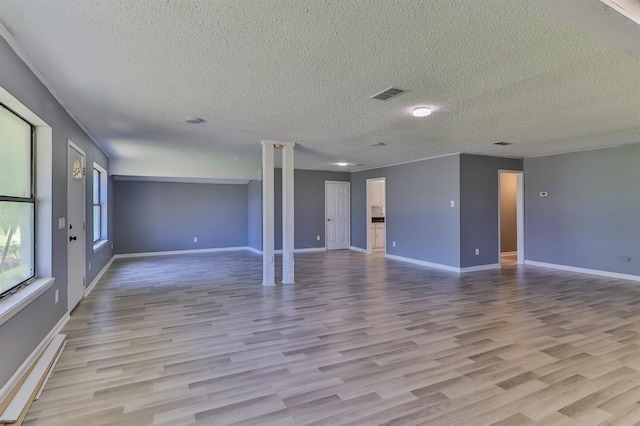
[316,235,320,241]
[475,248,480,255]
[193,237,198,243]
[450,200,455,207]
[392,241,396,247]
[88,262,91,271]
[58,217,66,230]
[54,289,59,304]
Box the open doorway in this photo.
[498,171,524,266]
[366,178,386,253]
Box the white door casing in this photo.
[325,181,350,250]
[498,170,525,265]
[67,142,86,311]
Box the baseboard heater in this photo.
[0,334,66,425]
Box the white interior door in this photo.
[67,142,86,311]
[326,181,350,250]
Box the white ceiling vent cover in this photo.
[600,0,640,25]
[370,87,407,101]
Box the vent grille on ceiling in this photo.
[371,87,407,101]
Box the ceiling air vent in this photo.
[493,141,512,146]
[371,87,407,101]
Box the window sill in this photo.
[93,240,109,253]
[0,277,55,326]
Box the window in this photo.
[0,103,35,298]
[92,163,108,250]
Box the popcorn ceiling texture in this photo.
[0,0,639,173]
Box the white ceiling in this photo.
[1,0,640,178]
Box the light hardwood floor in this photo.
[22,250,640,425]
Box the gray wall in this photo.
[273,169,350,250]
[525,144,640,275]
[113,181,248,254]
[500,172,517,252]
[351,155,461,268]
[247,180,262,251]
[0,35,113,386]
[459,155,523,268]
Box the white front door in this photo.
[67,142,86,311]
[325,181,350,250]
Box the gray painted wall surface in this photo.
[525,144,640,275]
[247,180,262,251]
[273,169,350,250]
[0,35,113,386]
[113,181,248,254]
[499,172,517,252]
[351,155,461,267]
[460,155,522,268]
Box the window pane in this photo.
[0,201,35,296]
[93,205,101,242]
[0,105,31,198]
[93,169,100,204]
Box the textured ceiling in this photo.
[1,0,640,174]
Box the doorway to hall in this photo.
[499,171,524,266]
[366,178,386,253]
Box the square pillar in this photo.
[281,143,295,284]
[261,142,275,286]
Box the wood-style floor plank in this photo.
[20,250,640,425]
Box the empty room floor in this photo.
[23,251,640,425]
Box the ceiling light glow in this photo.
[336,162,350,167]
[412,107,432,117]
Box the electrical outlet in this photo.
[193,237,198,243]
[54,289,59,304]
[316,235,320,241]
[111,243,113,249]
[475,248,480,255]
[88,262,91,271]
[392,241,396,247]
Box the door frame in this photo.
[67,140,86,311]
[366,177,386,253]
[325,181,351,250]
[498,170,524,264]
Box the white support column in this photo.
[261,142,275,286]
[281,142,296,284]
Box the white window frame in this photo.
[0,87,54,326]
[92,162,108,252]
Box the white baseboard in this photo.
[349,246,368,253]
[292,247,326,253]
[525,260,640,282]
[0,311,69,404]
[460,263,500,273]
[85,256,114,297]
[249,247,327,255]
[114,246,248,259]
[385,254,461,272]
[245,247,262,255]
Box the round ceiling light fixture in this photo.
[184,116,205,124]
[335,162,351,167]
[412,107,432,118]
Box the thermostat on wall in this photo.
[539,191,548,197]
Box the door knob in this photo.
[69,236,77,241]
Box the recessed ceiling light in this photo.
[412,107,432,117]
[184,117,205,124]
[336,162,351,167]
[371,142,386,147]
